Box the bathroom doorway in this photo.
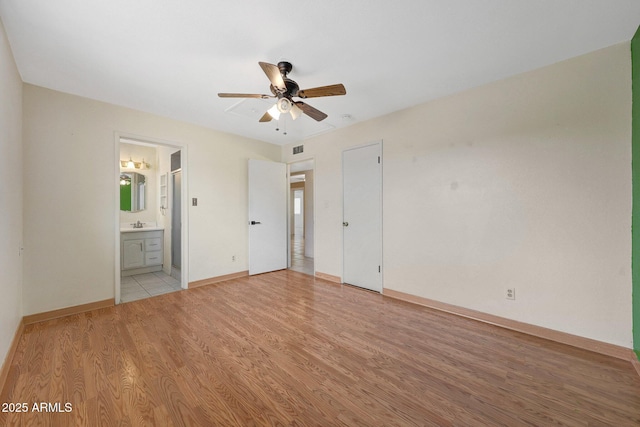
[288,159,314,276]
[114,134,189,304]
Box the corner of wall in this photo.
[0,14,24,386]
[631,25,640,360]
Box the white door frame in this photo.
[114,132,189,304]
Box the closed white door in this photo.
[343,142,382,292]
[248,159,288,275]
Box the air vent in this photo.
[293,145,304,155]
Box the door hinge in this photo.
[378,265,381,273]
[377,156,381,164]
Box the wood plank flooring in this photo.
[2,270,640,426]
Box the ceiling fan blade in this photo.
[258,62,286,92]
[297,84,346,99]
[259,111,273,122]
[218,93,273,99]
[295,101,328,121]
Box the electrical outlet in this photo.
[506,288,516,300]
[232,255,236,262]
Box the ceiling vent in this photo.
[293,145,304,155]
[224,98,273,120]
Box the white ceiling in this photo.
[1,1,639,145]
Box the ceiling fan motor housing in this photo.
[270,78,300,98]
[277,61,293,76]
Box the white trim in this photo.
[114,137,121,304]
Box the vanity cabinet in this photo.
[123,239,145,269]
[121,230,164,276]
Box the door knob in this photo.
[343,222,349,227]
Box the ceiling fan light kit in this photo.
[267,104,281,120]
[277,98,292,114]
[218,61,346,125]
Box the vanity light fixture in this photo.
[139,158,151,170]
[120,157,152,170]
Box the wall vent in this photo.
[293,145,304,155]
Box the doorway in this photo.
[114,134,189,304]
[288,159,315,276]
[245,158,315,276]
[342,142,382,292]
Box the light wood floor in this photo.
[2,270,639,426]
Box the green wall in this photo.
[633,26,640,359]
[120,182,131,211]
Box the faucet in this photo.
[132,220,143,229]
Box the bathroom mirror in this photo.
[120,172,146,212]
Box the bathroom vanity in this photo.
[121,228,164,276]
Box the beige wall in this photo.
[0,18,23,366]
[282,43,633,348]
[22,85,280,315]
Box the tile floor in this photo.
[120,271,182,303]
[290,235,314,276]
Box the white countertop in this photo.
[120,226,164,233]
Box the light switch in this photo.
[192,198,197,206]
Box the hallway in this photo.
[289,235,313,276]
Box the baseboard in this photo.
[315,271,341,283]
[23,299,114,325]
[632,357,640,379]
[121,265,163,277]
[189,270,249,288]
[0,318,24,394]
[383,288,635,362]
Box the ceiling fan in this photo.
[218,61,346,123]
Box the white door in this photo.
[248,159,288,275]
[343,142,382,292]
